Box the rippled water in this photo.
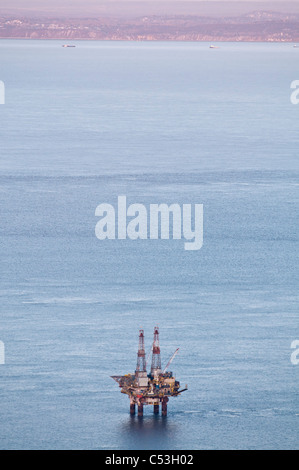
[0,40,298,450]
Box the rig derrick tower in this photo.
[136,328,146,374]
[151,326,162,376]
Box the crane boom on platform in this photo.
[162,348,179,374]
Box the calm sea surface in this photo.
[0,40,298,450]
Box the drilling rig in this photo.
[111,327,187,416]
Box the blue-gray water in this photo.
[0,40,298,450]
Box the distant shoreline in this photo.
[0,37,298,43]
[1,11,299,43]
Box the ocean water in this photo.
[0,40,298,450]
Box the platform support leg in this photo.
[162,398,168,417]
[154,404,159,414]
[138,404,143,417]
[130,403,136,415]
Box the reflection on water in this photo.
[119,414,178,450]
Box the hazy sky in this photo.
[1,0,299,17]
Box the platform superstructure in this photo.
[111,327,187,416]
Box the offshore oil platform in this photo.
[111,326,187,416]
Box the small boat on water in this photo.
[62,44,76,48]
[210,45,220,49]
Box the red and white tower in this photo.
[136,329,146,375]
[151,326,162,376]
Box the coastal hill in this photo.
[1,11,299,42]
